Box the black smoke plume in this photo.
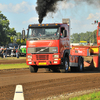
[36,0,63,24]
[36,0,100,24]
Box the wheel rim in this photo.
[65,60,68,70]
[80,63,83,71]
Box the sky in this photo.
[0,0,100,35]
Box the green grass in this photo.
[69,91,100,100]
[0,63,29,70]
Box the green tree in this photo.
[0,11,17,45]
[16,39,21,44]
[71,30,97,44]
[7,28,16,36]
[92,30,97,44]
[0,11,10,45]
[71,33,80,43]
[21,39,26,45]
[16,32,21,40]
[84,31,92,43]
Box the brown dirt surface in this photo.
[0,68,100,100]
[0,59,26,64]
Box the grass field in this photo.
[0,63,28,70]
[69,91,100,100]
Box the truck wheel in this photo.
[60,57,69,73]
[78,57,84,72]
[29,65,38,73]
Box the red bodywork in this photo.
[69,55,79,64]
[71,45,100,56]
[97,22,100,45]
[70,22,100,68]
[26,23,70,66]
[70,46,90,56]
[70,46,99,68]
[26,40,61,66]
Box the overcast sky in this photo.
[0,0,100,35]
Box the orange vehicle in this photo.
[22,19,84,73]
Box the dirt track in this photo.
[0,59,100,100]
[0,68,100,100]
[0,59,26,64]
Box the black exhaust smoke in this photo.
[36,0,100,24]
[36,0,63,24]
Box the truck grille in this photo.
[36,55,49,60]
[28,47,58,54]
[36,47,49,53]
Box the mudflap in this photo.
[93,56,99,68]
[84,55,100,71]
[83,56,93,70]
[93,55,100,71]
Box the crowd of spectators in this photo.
[0,47,19,58]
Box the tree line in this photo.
[0,11,26,46]
[71,30,97,44]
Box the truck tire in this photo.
[29,65,38,73]
[78,57,84,72]
[60,57,69,73]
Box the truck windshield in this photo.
[28,27,59,40]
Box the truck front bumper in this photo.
[26,53,61,66]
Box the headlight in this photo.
[27,55,32,59]
[49,47,58,53]
[53,55,59,58]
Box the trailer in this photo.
[70,22,100,71]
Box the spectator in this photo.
[2,48,6,58]
[11,49,14,57]
[1,48,4,58]
[16,49,19,58]
[5,48,7,58]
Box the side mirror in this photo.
[63,30,67,37]
[22,30,25,40]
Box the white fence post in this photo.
[13,85,24,100]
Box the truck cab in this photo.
[23,19,73,73]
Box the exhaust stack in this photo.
[62,18,70,25]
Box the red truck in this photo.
[22,19,84,73]
[70,22,100,71]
